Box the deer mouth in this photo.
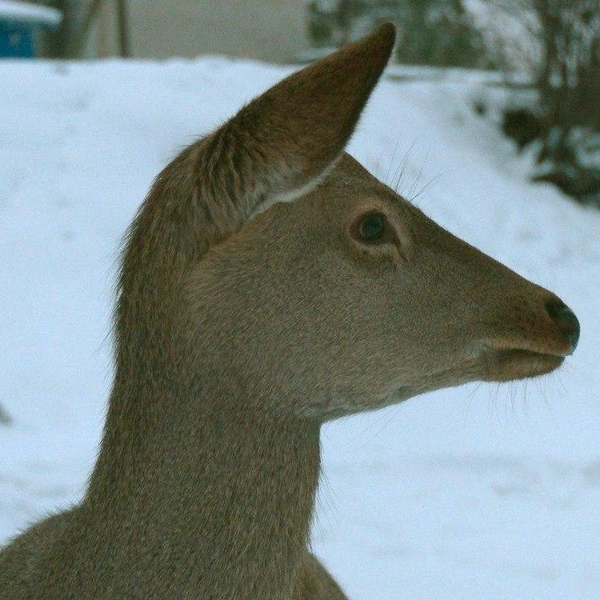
[475,300,579,382]
[481,345,565,382]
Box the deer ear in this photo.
[194,23,395,234]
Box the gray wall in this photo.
[93,0,310,63]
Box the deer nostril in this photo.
[546,301,580,352]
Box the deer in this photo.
[0,23,579,600]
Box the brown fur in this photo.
[0,24,578,599]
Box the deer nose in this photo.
[546,301,580,352]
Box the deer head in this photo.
[115,23,579,428]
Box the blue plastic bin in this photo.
[0,1,62,58]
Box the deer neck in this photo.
[77,170,321,595]
[85,369,321,597]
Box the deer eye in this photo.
[354,212,387,243]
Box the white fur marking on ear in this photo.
[249,157,340,220]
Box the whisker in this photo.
[385,140,416,195]
[409,172,444,205]
[384,137,403,185]
[406,151,429,201]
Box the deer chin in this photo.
[481,346,565,382]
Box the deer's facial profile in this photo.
[186,155,578,421]
[108,24,577,425]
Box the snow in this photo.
[0,1,62,27]
[0,57,599,598]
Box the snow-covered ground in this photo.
[0,58,598,599]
